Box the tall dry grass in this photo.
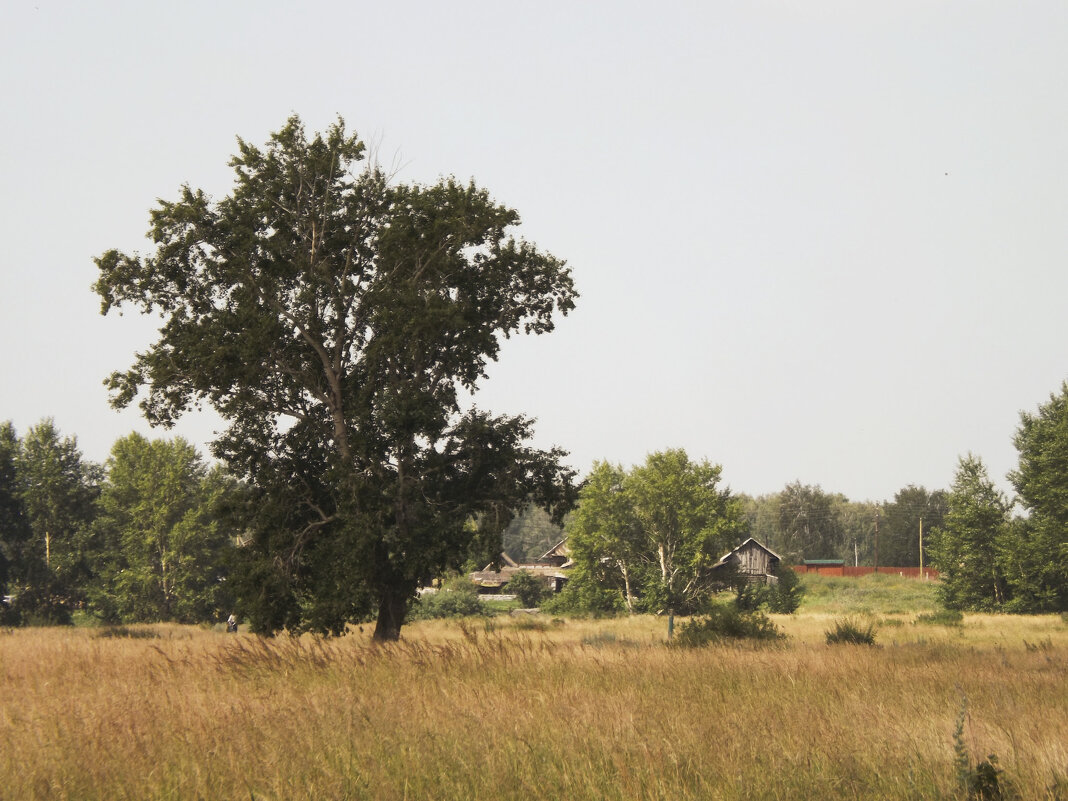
[1,613,1066,800]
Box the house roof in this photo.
[539,538,570,561]
[469,564,569,587]
[715,537,782,566]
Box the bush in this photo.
[767,567,805,614]
[407,580,488,621]
[825,617,877,646]
[540,576,624,617]
[506,570,550,608]
[672,603,784,648]
[733,582,770,612]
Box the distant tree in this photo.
[90,433,234,623]
[881,486,948,568]
[0,423,28,621]
[739,493,779,551]
[836,498,880,567]
[930,455,1010,611]
[501,504,565,564]
[1004,382,1068,612]
[9,420,100,624]
[566,451,745,615]
[776,482,843,562]
[94,115,576,640]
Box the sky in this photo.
[2,1,1067,502]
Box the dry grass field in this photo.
[2,577,1067,800]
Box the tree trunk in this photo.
[372,587,408,642]
[620,560,634,614]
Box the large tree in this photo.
[94,116,576,640]
[90,433,234,624]
[1005,382,1068,612]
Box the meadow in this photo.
[2,575,1066,801]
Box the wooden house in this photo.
[711,538,782,584]
[469,540,573,596]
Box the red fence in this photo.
[789,565,939,580]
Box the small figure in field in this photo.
[226,613,238,633]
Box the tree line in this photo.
[4,379,1066,626]
[0,422,233,626]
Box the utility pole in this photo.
[918,516,924,577]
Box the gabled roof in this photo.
[714,537,782,567]
[539,539,570,561]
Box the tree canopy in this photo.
[564,450,745,615]
[90,433,234,624]
[930,454,1010,611]
[1005,382,1068,611]
[94,115,577,639]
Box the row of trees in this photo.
[740,483,946,568]
[5,378,1067,627]
[0,421,232,625]
[934,385,1068,612]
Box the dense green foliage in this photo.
[407,576,488,621]
[931,455,1012,611]
[671,602,783,647]
[741,490,881,565]
[1005,381,1068,612]
[506,569,550,608]
[94,116,577,640]
[881,485,947,568]
[90,433,234,623]
[1,420,100,625]
[563,450,745,615]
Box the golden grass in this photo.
[2,613,1066,800]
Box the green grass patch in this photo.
[798,573,940,616]
[915,609,964,626]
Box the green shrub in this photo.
[825,617,877,645]
[506,570,550,608]
[733,582,769,612]
[915,609,964,626]
[672,604,784,648]
[767,568,805,614]
[540,577,624,617]
[408,584,488,621]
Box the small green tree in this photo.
[767,566,804,614]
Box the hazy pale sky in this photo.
[3,1,1067,501]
